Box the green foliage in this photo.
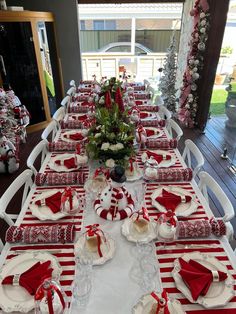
[221,46,233,55]
[210,89,227,115]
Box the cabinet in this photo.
[0,11,63,131]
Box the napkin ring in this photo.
[38,199,46,206]
[211,270,219,282]
[181,195,186,203]
[13,273,21,285]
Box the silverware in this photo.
[10,249,63,254]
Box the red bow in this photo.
[35,280,66,314]
[61,187,76,212]
[85,224,105,257]
[131,207,150,222]
[158,210,177,227]
[137,125,146,142]
[93,167,110,179]
[151,290,170,314]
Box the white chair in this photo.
[159,106,172,121]
[41,120,58,142]
[0,169,33,227]
[166,119,183,141]
[0,239,3,252]
[182,139,204,178]
[27,140,48,176]
[61,95,70,108]
[155,95,164,106]
[52,106,65,123]
[69,80,76,88]
[66,86,76,97]
[198,171,235,239]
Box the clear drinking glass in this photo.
[72,275,92,308]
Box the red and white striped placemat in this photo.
[145,182,208,221]
[21,186,85,232]
[44,152,89,176]
[155,239,236,313]
[4,244,75,307]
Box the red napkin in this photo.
[2,260,53,296]
[145,129,158,137]
[66,133,84,141]
[55,157,77,169]
[135,100,143,105]
[146,151,171,163]
[178,257,228,301]
[78,114,88,121]
[155,189,191,211]
[140,112,149,119]
[35,191,62,213]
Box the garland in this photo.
[178,0,210,128]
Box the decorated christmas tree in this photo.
[159,32,177,113]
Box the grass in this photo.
[210,88,227,115]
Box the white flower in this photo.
[201,20,206,26]
[101,142,110,150]
[96,125,101,130]
[194,60,199,65]
[189,94,193,98]
[99,96,105,104]
[200,28,206,33]
[189,59,194,65]
[192,73,200,80]
[200,12,205,18]
[95,133,101,138]
[193,67,198,72]
[116,143,124,150]
[109,144,117,151]
[105,158,115,168]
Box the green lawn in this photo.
[210,88,227,115]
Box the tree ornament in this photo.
[198,42,205,51]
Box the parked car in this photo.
[97,42,153,55]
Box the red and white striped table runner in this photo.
[155,239,236,313]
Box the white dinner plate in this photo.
[75,232,115,266]
[133,293,185,314]
[141,149,176,168]
[0,252,61,313]
[29,189,68,221]
[121,218,157,243]
[151,186,198,217]
[61,130,87,143]
[48,153,81,172]
[125,167,143,182]
[144,127,163,139]
[172,252,235,308]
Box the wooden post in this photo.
[196,0,230,130]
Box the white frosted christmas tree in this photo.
[159,33,177,113]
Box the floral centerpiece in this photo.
[86,77,135,167]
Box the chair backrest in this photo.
[198,171,234,222]
[0,169,33,227]
[27,140,48,176]
[52,106,65,122]
[166,119,183,141]
[41,120,58,142]
[154,95,164,106]
[182,139,204,178]
[159,106,172,120]
[61,95,70,107]
[66,86,76,97]
[70,80,76,87]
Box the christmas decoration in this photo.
[178,0,210,128]
[159,32,178,113]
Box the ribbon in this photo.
[93,167,110,179]
[151,290,170,314]
[137,125,146,143]
[129,157,136,172]
[110,187,124,220]
[131,207,150,222]
[61,187,76,212]
[163,210,177,227]
[85,224,105,257]
[35,282,66,314]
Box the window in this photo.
[80,20,85,30]
[93,20,104,30]
[93,20,116,30]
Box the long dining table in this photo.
[0,84,236,314]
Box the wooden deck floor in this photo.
[178,114,236,237]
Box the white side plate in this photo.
[0,252,62,313]
[121,218,157,243]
